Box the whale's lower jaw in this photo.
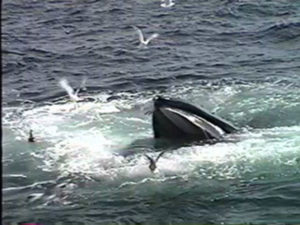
[153,107,224,140]
[152,96,237,141]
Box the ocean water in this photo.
[2,0,300,224]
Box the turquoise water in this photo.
[3,82,300,224]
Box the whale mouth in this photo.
[152,96,236,140]
[162,107,225,136]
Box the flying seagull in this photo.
[145,151,166,172]
[59,78,86,102]
[132,26,159,46]
[161,0,175,8]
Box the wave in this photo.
[218,21,300,43]
[258,22,300,43]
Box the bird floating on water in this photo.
[161,0,175,8]
[132,26,159,47]
[145,151,166,173]
[28,129,35,143]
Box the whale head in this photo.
[152,96,237,141]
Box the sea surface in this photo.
[2,0,300,224]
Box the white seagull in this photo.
[132,26,159,46]
[161,0,175,8]
[59,78,82,102]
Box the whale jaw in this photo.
[152,96,237,141]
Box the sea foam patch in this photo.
[2,86,300,185]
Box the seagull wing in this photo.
[169,0,175,7]
[59,78,75,97]
[73,77,87,98]
[74,88,80,96]
[155,151,166,162]
[161,0,174,8]
[80,77,87,91]
[132,26,144,43]
[145,154,155,164]
[145,33,159,44]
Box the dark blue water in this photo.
[2,0,300,224]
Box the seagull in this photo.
[132,26,159,46]
[59,78,83,102]
[28,129,35,143]
[27,193,44,203]
[145,151,166,172]
[161,0,175,8]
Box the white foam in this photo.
[2,85,300,185]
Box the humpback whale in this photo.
[152,96,237,141]
[117,96,238,157]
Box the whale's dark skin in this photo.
[117,96,238,157]
[152,96,238,141]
